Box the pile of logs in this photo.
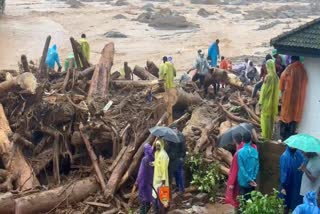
[0,35,261,213]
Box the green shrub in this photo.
[239,189,285,214]
[185,154,225,202]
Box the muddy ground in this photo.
[1,0,319,71]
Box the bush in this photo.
[239,189,285,214]
[185,154,225,202]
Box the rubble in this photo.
[0,35,262,213]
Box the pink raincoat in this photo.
[225,142,257,207]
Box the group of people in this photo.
[223,122,320,213]
[135,127,186,214]
[257,52,307,141]
[45,34,90,72]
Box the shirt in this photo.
[300,156,320,196]
[193,57,210,75]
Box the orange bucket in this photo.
[158,186,170,207]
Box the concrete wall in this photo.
[299,58,320,138]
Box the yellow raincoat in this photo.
[163,62,176,90]
[259,59,280,140]
[159,63,166,80]
[152,139,170,199]
[79,38,90,61]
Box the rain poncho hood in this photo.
[293,191,320,214]
[137,144,154,202]
[79,38,90,61]
[237,143,259,188]
[280,147,304,210]
[259,59,280,140]
[45,44,61,69]
[64,52,77,71]
[153,139,169,198]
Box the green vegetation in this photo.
[239,190,285,214]
[185,154,225,202]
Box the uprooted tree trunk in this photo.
[70,37,90,70]
[38,35,51,78]
[164,87,203,110]
[133,65,157,80]
[0,104,39,191]
[87,42,115,101]
[145,61,159,78]
[20,55,30,73]
[0,72,37,97]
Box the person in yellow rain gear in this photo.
[153,139,170,213]
[159,56,176,90]
[79,34,90,62]
[259,59,280,140]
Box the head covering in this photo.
[52,44,57,51]
[144,143,154,158]
[168,56,173,64]
[272,49,277,56]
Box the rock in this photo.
[112,14,127,19]
[194,193,209,202]
[173,2,184,6]
[182,192,193,200]
[256,20,282,31]
[190,0,220,5]
[142,3,154,12]
[114,0,129,6]
[104,31,127,38]
[192,205,208,214]
[66,0,84,8]
[197,8,212,17]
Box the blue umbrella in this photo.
[284,134,320,152]
[149,126,181,143]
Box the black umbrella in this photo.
[218,123,253,147]
[149,126,181,143]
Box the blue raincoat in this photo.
[208,42,220,67]
[237,143,259,188]
[280,147,304,210]
[45,44,61,69]
[293,191,320,214]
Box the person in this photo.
[79,33,90,62]
[293,191,320,214]
[136,144,154,214]
[279,56,308,141]
[300,153,320,197]
[120,62,133,80]
[220,56,232,71]
[225,132,257,208]
[280,147,304,213]
[252,54,273,98]
[272,49,285,77]
[160,56,176,90]
[153,139,170,213]
[187,51,211,89]
[245,61,258,83]
[64,52,77,72]
[165,127,186,195]
[45,44,62,71]
[259,59,280,140]
[237,132,259,200]
[208,39,220,67]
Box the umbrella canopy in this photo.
[284,134,320,152]
[149,126,180,143]
[218,123,254,147]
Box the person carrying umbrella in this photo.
[165,126,186,195]
[135,144,154,214]
[225,132,257,208]
[153,139,170,213]
[300,152,320,198]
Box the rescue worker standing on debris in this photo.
[279,56,308,141]
[165,126,186,195]
[161,56,176,90]
[208,39,220,67]
[153,139,170,213]
[259,59,280,140]
[45,44,62,71]
[187,50,211,89]
[79,33,90,62]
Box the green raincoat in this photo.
[79,38,90,61]
[64,52,77,72]
[152,139,169,199]
[259,59,280,140]
[163,62,176,90]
